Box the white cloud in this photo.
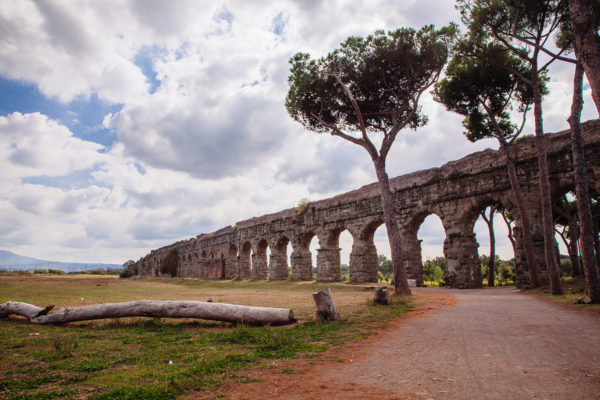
[0,112,105,181]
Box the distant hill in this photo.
[0,250,122,273]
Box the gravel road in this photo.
[331,287,600,400]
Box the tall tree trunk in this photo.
[568,221,582,278]
[374,159,411,295]
[569,0,600,115]
[500,140,540,287]
[568,63,600,302]
[531,67,563,295]
[481,207,496,287]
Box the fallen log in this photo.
[0,300,295,325]
[312,288,339,321]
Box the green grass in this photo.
[0,275,411,399]
[525,276,600,312]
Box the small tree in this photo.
[458,0,565,294]
[286,25,456,295]
[433,40,543,287]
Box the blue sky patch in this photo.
[0,77,122,148]
[271,12,287,36]
[134,46,163,94]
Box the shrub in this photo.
[296,198,311,216]
[34,268,48,274]
[89,268,107,275]
[48,269,66,275]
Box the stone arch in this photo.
[461,193,531,287]
[269,235,291,281]
[349,219,383,282]
[217,249,226,279]
[400,207,446,286]
[226,244,238,279]
[315,226,348,282]
[199,251,208,277]
[239,242,252,279]
[291,231,316,280]
[252,239,269,280]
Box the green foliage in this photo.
[377,254,393,283]
[423,258,445,283]
[479,255,515,285]
[433,39,537,143]
[82,268,107,275]
[33,269,48,274]
[160,249,179,277]
[119,263,138,279]
[296,197,311,216]
[286,25,456,136]
[48,269,66,275]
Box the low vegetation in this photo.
[0,275,411,399]
[526,276,600,313]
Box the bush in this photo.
[119,262,138,278]
[48,269,66,275]
[296,198,311,216]
[89,268,107,275]
[34,268,48,274]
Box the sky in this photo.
[0,0,597,265]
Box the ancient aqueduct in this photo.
[136,121,600,288]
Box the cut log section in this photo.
[312,288,339,321]
[373,288,391,305]
[0,300,295,325]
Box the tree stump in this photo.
[312,288,339,321]
[373,287,391,305]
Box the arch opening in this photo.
[416,213,446,286]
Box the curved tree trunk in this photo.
[532,67,563,295]
[374,159,411,295]
[568,63,600,302]
[569,0,600,114]
[501,210,517,256]
[500,140,540,287]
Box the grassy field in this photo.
[0,275,411,399]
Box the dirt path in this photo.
[194,287,600,400]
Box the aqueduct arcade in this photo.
[136,121,600,288]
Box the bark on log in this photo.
[0,300,295,325]
[373,288,391,305]
[312,288,339,321]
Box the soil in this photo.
[190,287,600,400]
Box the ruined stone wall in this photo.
[135,120,600,288]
